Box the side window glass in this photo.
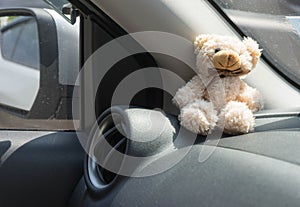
[11,18,39,69]
[1,21,21,60]
[1,17,39,69]
[0,16,40,112]
[0,12,79,131]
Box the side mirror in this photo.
[0,8,79,120]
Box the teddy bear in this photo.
[173,34,263,135]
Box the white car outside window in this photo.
[0,16,39,111]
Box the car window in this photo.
[11,18,39,69]
[0,12,79,131]
[1,16,39,69]
[1,22,22,59]
[0,16,40,112]
[212,0,300,86]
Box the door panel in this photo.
[0,131,85,207]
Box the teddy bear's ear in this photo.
[243,37,262,68]
[194,34,213,54]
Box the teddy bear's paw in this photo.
[179,100,218,135]
[219,101,255,135]
[179,107,210,135]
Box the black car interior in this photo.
[0,0,299,207]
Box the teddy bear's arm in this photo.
[237,81,263,112]
[173,75,206,109]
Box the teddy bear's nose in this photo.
[212,50,241,71]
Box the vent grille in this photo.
[87,114,128,190]
[95,126,127,184]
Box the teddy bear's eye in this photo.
[215,48,221,53]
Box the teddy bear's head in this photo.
[194,34,262,78]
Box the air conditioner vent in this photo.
[86,113,128,190]
[84,107,178,194]
[95,126,127,184]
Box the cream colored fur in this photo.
[173,34,263,135]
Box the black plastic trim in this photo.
[71,0,164,128]
[69,0,127,38]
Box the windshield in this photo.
[213,0,300,86]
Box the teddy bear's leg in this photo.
[179,99,218,135]
[219,101,255,135]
